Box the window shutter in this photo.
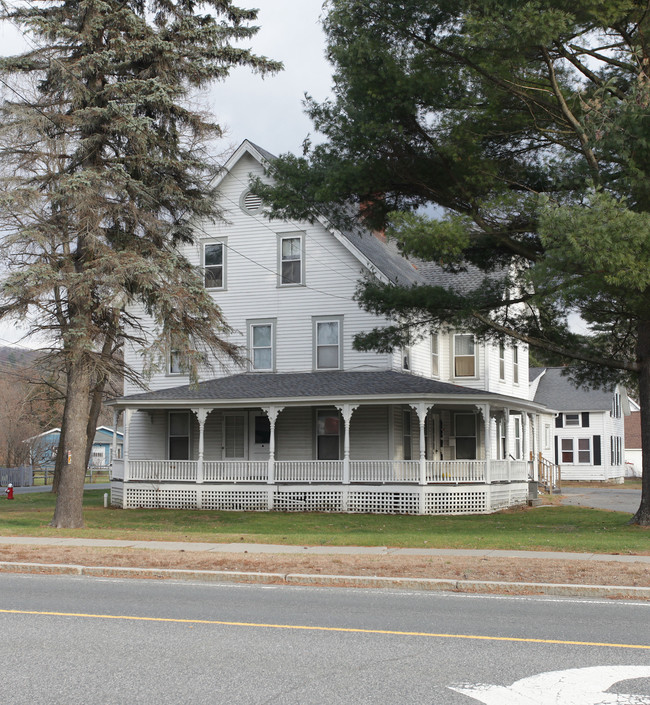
[582,412,590,427]
[555,415,563,428]
[593,435,601,466]
[554,436,558,465]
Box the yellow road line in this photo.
[1,608,649,650]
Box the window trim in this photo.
[577,437,591,464]
[313,316,343,371]
[277,232,305,287]
[247,319,276,372]
[561,437,574,464]
[513,345,519,385]
[203,240,226,291]
[452,333,477,379]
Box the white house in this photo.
[530,367,628,483]
[108,140,554,515]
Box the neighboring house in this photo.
[530,367,628,483]
[27,426,123,468]
[109,140,554,515]
[624,403,643,478]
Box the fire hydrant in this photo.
[4,484,13,500]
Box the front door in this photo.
[430,413,443,460]
[249,411,271,461]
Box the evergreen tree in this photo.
[256,0,650,524]
[0,0,281,527]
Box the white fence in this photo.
[350,460,419,482]
[128,460,196,482]
[490,460,529,482]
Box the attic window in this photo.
[241,190,263,215]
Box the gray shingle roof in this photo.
[243,140,498,292]
[116,370,496,405]
[531,367,614,411]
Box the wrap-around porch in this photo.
[109,370,546,515]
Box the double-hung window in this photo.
[577,438,591,463]
[280,234,303,285]
[453,334,476,377]
[204,242,225,289]
[403,410,412,460]
[169,411,190,460]
[454,413,477,459]
[431,334,439,377]
[513,345,519,384]
[514,417,522,459]
[561,438,574,463]
[249,322,274,371]
[168,350,184,375]
[315,318,341,370]
[317,410,340,460]
[499,341,505,381]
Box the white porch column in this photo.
[111,408,119,467]
[522,412,530,480]
[475,403,491,484]
[191,408,210,484]
[122,409,134,509]
[411,402,433,486]
[503,407,511,461]
[261,406,283,487]
[337,404,358,485]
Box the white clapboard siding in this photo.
[349,405,390,460]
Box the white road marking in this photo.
[449,665,650,704]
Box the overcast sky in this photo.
[0,0,333,348]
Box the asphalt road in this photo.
[561,486,642,514]
[1,573,649,704]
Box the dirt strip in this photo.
[1,544,649,588]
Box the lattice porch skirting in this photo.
[111,481,528,515]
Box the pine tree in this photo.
[256,0,650,524]
[0,0,281,527]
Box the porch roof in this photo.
[112,370,545,411]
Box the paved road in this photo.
[12,483,110,494]
[561,486,642,514]
[1,573,649,704]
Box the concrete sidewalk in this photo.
[1,535,649,564]
[1,536,649,599]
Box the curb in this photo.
[1,561,649,600]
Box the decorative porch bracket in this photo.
[191,408,212,484]
[335,404,359,486]
[474,403,491,484]
[410,402,434,486]
[261,405,284,488]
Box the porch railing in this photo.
[426,460,485,483]
[116,458,531,485]
[490,460,529,482]
[350,460,420,483]
[275,460,343,482]
[204,461,268,483]
[129,459,196,482]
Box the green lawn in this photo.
[0,489,647,554]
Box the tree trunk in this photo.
[631,325,650,525]
[50,357,93,528]
[51,422,66,494]
[84,374,108,470]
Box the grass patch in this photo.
[0,489,647,554]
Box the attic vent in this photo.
[241,190,263,215]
